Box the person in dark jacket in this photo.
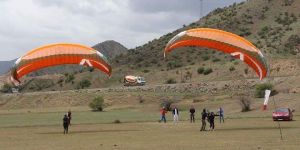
[67,110,72,126]
[189,106,195,123]
[208,112,215,131]
[63,114,69,134]
[200,109,207,131]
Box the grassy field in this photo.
[0,108,300,150]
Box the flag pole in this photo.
[272,95,283,140]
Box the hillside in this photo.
[0,59,15,75]
[114,0,300,68]
[1,0,300,92]
[108,0,300,85]
[92,40,128,59]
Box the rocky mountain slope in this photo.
[0,59,15,75]
[93,40,128,59]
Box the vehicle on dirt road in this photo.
[123,75,146,86]
[272,108,294,121]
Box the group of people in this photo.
[159,106,180,124]
[200,107,224,131]
[62,110,72,134]
[159,105,225,131]
[64,106,224,133]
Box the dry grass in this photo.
[0,116,299,150]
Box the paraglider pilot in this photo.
[63,114,70,134]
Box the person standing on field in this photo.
[63,114,69,134]
[208,112,215,131]
[159,106,167,123]
[67,110,72,126]
[219,107,224,123]
[189,106,195,123]
[172,106,179,124]
[200,109,207,131]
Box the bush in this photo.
[137,95,144,103]
[113,119,121,124]
[160,100,174,111]
[203,68,213,75]
[244,68,248,74]
[229,66,235,72]
[255,83,273,98]
[197,67,205,74]
[89,96,105,111]
[167,61,182,70]
[77,79,91,89]
[284,34,300,55]
[184,71,192,80]
[165,78,177,84]
[202,55,210,61]
[65,73,75,83]
[212,58,221,62]
[1,83,12,93]
[142,69,150,73]
[239,96,251,112]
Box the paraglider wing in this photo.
[10,43,112,85]
[164,28,268,80]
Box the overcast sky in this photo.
[0,0,245,61]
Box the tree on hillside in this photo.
[239,96,252,112]
[89,96,105,111]
[255,83,274,98]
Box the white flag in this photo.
[263,90,271,110]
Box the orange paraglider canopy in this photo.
[11,43,112,85]
[164,28,268,80]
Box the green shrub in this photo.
[167,61,182,70]
[89,96,105,111]
[142,69,150,73]
[212,58,221,62]
[229,66,235,72]
[113,119,121,124]
[0,83,12,93]
[255,83,273,98]
[244,68,248,74]
[197,67,205,74]
[202,55,210,61]
[77,79,91,89]
[65,73,75,83]
[165,78,177,84]
[203,68,213,75]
